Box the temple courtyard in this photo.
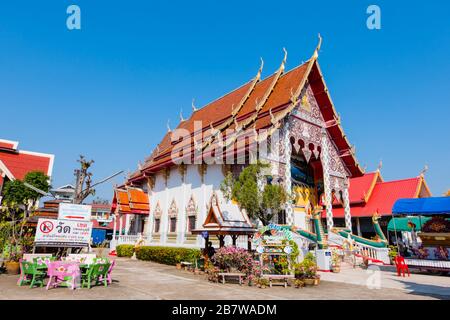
[1,258,449,300]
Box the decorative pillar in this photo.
[321,128,334,231]
[343,179,352,231]
[284,123,294,225]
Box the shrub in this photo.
[116,244,135,257]
[212,246,253,271]
[135,246,201,265]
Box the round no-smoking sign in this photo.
[40,220,54,233]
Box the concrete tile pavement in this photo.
[1,258,448,300]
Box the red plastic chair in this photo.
[394,256,410,277]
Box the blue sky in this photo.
[1,0,449,201]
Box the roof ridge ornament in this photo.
[257,57,264,79]
[280,47,287,72]
[179,108,185,122]
[377,159,383,171]
[167,119,171,132]
[192,98,197,112]
[312,33,322,60]
[419,164,428,177]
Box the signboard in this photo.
[35,218,93,247]
[58,203,92,221]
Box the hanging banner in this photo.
[35,218,93,247]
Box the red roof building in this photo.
[322,169,432,237]
[0,138,54,202]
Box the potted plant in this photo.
[293,279,304,288]
[2,244,22,274]
[331,251,341,273]
[256,277,269,289]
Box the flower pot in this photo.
[176,263,182,270]
[303,278,315,286]
[332,266,340,273]
[5,261,20,275]
[313,278,320,286]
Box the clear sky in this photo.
[1,0,449,201]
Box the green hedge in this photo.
[135,246,201,265]
[116,244,135,257]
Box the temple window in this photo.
[188,216,196,232]
[170,217,177,233]
[154,218,160,233]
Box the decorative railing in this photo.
[328,232,390,264]
[117,234,151,245]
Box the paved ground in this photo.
[1,258,449,300]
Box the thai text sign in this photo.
[58,203,92,221]
[35,218,93,247]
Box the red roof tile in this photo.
[0,139,53,181]
[324,176,427,218]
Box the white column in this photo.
[343,179,352,231]
[125,214,130,235]
[356,217,362,236]
[321,128,334,231]
[119,214,123,236]
[178,169,187,244]
[112,214,117,240]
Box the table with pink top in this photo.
[46,261,82,290]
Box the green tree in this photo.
[1,171,50,250]
[220,162,288,226]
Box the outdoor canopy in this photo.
[392,197,450,216]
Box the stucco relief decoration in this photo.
[288,117,321,163]
[186,195,198,217]
[168,199,178,218]
[154,202,162,218]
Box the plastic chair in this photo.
[394,255,410,277]
[18,261,46,288]
[99,259,115,285]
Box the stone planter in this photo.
[313,278,320,286]
[303,278,315,286]
[5,261,20,275]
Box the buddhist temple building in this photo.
[0,138,54,204]
[111,37,373,250]
[322,168,432,238]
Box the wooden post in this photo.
[247,235,253,251]
[232,235,237,246]
[218,235,225,247]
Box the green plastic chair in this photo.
[94,263,111,287]
[81,263,111,288]
[19,261,46,288]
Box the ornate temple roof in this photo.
[111,187,150,215]
[127,37,364,184]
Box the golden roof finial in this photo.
[179,108,184,122]
[312,33,322,59]
[377,159,383,171]
[280,47,288,72]
[256,57,264,79]
[192,98,197,112]
[419,164,429,177]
